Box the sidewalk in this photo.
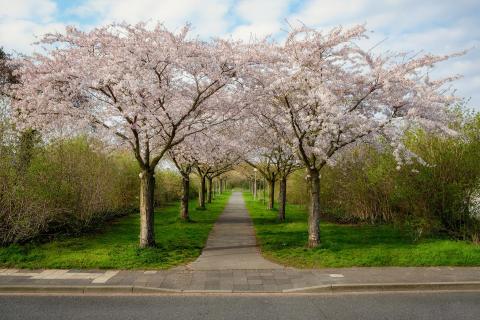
[1,192,479,294]
[187,192,281,270]
[1,266,479,293]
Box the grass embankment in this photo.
[243,192,480,268]
[0,192,231,269]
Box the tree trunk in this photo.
[263,177,266,204]
[198,175,206,209]
[308,168,321,248]
[139,169,156,248]
[278,176,287,222]
[220,178,224,193]
[268,176,275,210]
[207,177,213,203]
[180,175,190,221]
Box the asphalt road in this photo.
[0,291,479,320]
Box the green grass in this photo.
[243,192,480,268]
[0,192,231,269]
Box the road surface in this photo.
[0,291,479,320]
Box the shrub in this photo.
[285,113,480,241]
[155,168,183,206]
[0,133,140,245]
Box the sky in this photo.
[0,0,479,109]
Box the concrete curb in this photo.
[1,282,479,295]
[0,285,181,294]
[283,282,480,293]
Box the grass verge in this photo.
[243,192,480,268]
[0,192,231,269]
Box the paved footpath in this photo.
[187,192,281,270]
[0,192,479,293]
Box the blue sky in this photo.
[1,0,479,109]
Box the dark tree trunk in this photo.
[207,177,213,203]
[220,178,224,193]
[263,177,266,204]
[198,175,206,209]
[268,175,276,210]
[308,168,321,248]
[278,176,287,222]
[139,169,155,248]
[180,175,190,221]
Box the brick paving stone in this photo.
[275,278,292,286]
[204,280,221,290]
[262,278,277,285]
[233,277,248,285]
[248,284,265,291]
[263,284,280,292]
[233,284,250,291]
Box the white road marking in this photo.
[329,274,344,278]
[0,269,119,283]
[144,271,157,274]
[91,270,119,283]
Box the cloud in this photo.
[0,0,479,108]
[0,20,65,53]
[70,0,234,37]
[230,0,293,40]
[0,0,65,53]
[0,0,57,22]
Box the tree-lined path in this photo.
[2,192,479,292]
[187,192,281,270]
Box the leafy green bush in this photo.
[0,133,140,245]
[155,168,183,206]
[285,113,480,241]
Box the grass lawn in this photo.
[243,192,480,268]
[0,192,231,269]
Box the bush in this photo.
[285,113,480,241]
[0,133,140,245]
[155,168,183,206]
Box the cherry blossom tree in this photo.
[9,23,241,248]
[168,139,196,221]
[192,128,243,209]
[243,104,301,220]
[169,124,242,216]
[244,140,299,218]
[249,24,462,247]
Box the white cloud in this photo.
[0,0,64,53]
[288,0,367,27]
[0,0,57,22]
[0,19,65,53]
[71,0,233,37]
[230,0,293,40]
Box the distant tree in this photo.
[0,47,19,96]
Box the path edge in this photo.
[1,282,480,295]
